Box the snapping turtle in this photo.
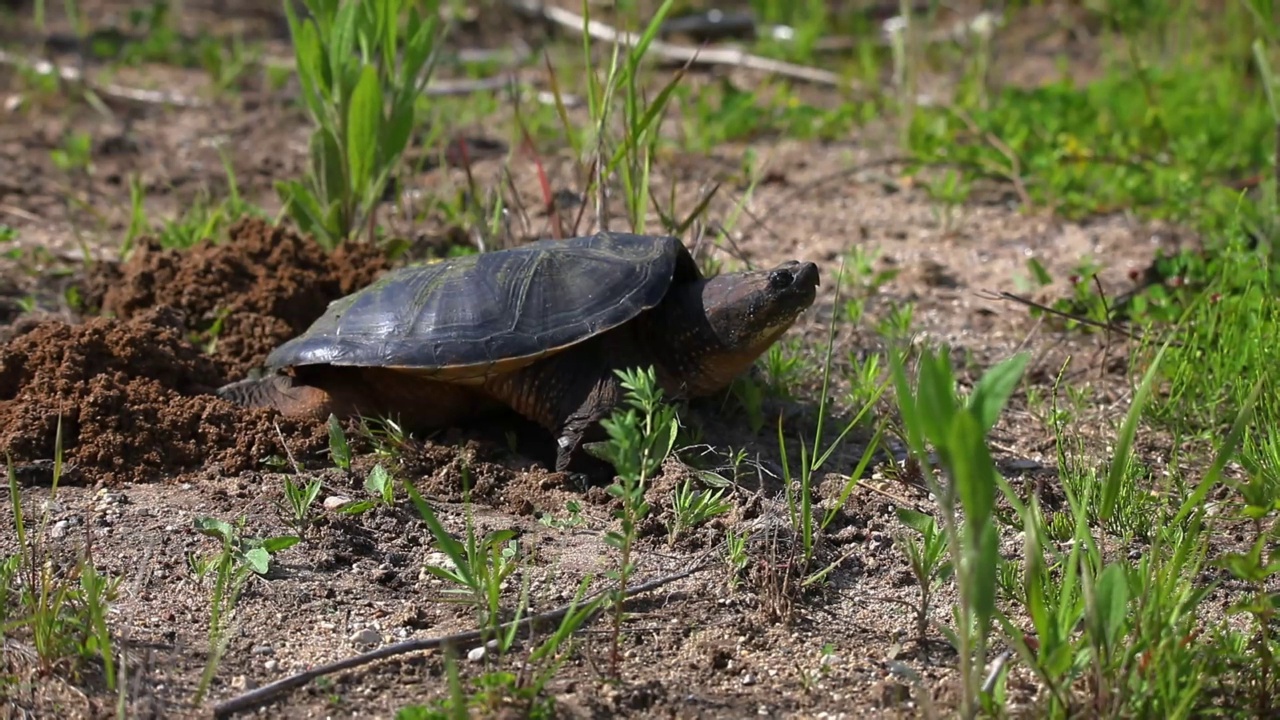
[217,232,819,475]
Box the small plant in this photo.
[724,529,750,588]
[592,366,679,677]
[894,507,953,644]
[776,272,887,583]
[189,516,299,705]
[2,419,122,690]
[50,130,93,173]
[890,347,1029,718]
[279,473,323,534]
[667,479,732,545]
[335,464,399,516]
[1217,465,1280,716]
[397,577,604,719]
[276,0,446,248]
[405,476,521,645]
[328,414,353,472]
[538,499,586,530]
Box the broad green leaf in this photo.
[365,464,391,495]
[338,499,378,515]
[1102,344,1166,521]
[384,99,417,165]
[1220,552,1265,583]
[967,351,1030,434]
[347,64,383,204]
[967,521,999,623]
[327,414,351,469]
[311,127,347,213]
[193,516,235,541]
[1093,562,1131,649]
[401,11,441,90]
[242,547,271,575]
[917,350,959,452]
[261,535,301,554]
[331,2,362,90]
[896,507,936,535]
[290,21,327,122]
[948,408,996,527]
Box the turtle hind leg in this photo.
[216,374,337,419]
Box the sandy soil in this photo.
[0,1,1232,718]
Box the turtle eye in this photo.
[768,269,792,290]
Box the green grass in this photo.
[5,0,1280,716]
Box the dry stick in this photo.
[0,50,565,110]
[502,0,863,92]
[210,563,710,718]
[974,289,1158,344]
[0,48,206,108]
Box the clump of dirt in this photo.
[82,217,389,381]
[0,307,327,485]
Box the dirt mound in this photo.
[0,307,327,485]
[82,217,389,381]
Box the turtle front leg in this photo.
[552,373,624,479]
[482,348,626,482]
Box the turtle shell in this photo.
[266,232,702,381]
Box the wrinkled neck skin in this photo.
[638,276,795,398]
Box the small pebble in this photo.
[251,644,274,656]
[324,496,353,511]
[264,659,278,672]
[49,520,70,539]
[467,646,486,662]
[351,628,382,646]
[741,673,756,686]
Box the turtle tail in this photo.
[215,374,334,419]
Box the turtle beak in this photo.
[796,262,820,289]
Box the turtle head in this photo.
[702,260,820,348]
[658,259,820,396]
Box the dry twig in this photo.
[211,562,710,718]
[503,0,864,92]
[0,48,206,108]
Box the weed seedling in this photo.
[328,414,353,472]
[592,366,679,677]
[277,0,446,247]
[405,476,521,646]
[890,347,1029,717]
[667,479,732,545]
[724,529,750,588]
[189,516,299,705]
[894,507,953,644]
[2,419,122,690]
[279,473,323,535]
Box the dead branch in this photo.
[211,562,711,718]
[502,0,864,92]
[0,50,578,111]
[0,48,207,108]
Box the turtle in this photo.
[216,231,820,478]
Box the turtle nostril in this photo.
[768,270,792,290]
